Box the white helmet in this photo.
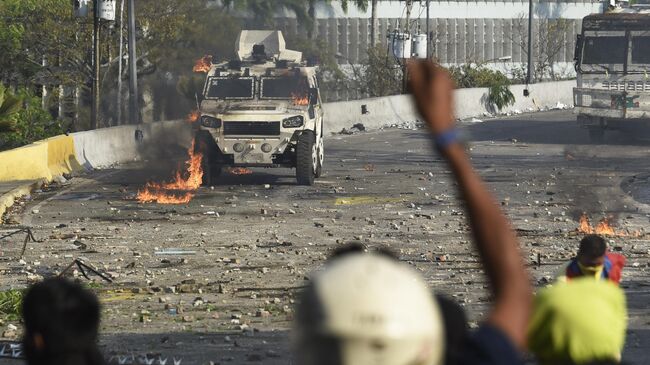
[294,253,444,365]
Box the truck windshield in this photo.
[204,77,254,99]
[260,76,309,101]
[632,36,650,64]
[582,36,626,65]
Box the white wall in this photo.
[73,120,193,170]
[323,80,574,133]
[297,1,604,19]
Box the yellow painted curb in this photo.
[334,196,406,206]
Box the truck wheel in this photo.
[315,136,324,178]
[296,131,316,186]
[588,127,605,144]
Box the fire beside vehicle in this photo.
[573,9,650,142]
[194,31,324,186]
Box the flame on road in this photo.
[577,213,640,237]
[136,139,204,204]
[193,55,213,73]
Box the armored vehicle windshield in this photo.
[205,77,255,100]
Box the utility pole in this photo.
[402,0,413,93]
[426,0,430,59]
[526,0,534,91]
[91,0,101,130]
[127,0,139,124]
[117,0,125,126]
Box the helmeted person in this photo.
[557,234,626,284]
[294,251,445,365]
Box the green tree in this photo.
[0,85,22,133]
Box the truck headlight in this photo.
[282,115,304,128]
[201,115,222,128]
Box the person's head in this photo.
[22,278,104,365]
[528,278,627,365]
[294,250,445,365]
[577,234,607,273]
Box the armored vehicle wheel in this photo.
[315,136,324,178]
[296,131,316,186]
[201,158,222,187]
[588,127,604,144]
[195,135,221,186]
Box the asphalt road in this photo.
[1,110,649,364]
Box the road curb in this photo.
[0,180,45,220]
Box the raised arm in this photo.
[407,61,532,349]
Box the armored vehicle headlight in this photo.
[200,115,222,128]
[233,143,245,152]
[282,115,304,128]
[261,143,272,153]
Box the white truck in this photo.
[574,5,650,142]
[195,30,324,185]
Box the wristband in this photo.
[432,128,460,151]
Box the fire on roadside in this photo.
[228,167,253,175]
[193,55,213,73]
[136,139,204,204]
[577,213,640,237]
[291,93,309,106]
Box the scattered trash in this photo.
[0,228,38,259]
[59,258,113,283]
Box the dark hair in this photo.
[22,278,105,365]
[578,234,607,260]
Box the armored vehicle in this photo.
[195,30,324,185]
[574,5,650,142]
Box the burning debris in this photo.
[291,93,309,106]
[228,167,253,175]
[577,213,641,237]
[193,55,213,73]
[136,139,204,204]
[186,110,200,124]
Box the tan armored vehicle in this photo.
[195,30,324,185]
[574,5,650,142]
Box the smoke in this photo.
[134,120,195,178]
[559,145,634,223]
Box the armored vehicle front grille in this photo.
[223,122,281,136]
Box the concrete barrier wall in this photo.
[323,80,575,133]
[0,143,51,181]
[0,81,572,183]
[73,120,191,169]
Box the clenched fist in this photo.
[407,61,456,136]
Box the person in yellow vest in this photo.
[528,278,627,365]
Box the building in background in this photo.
[268,0,604,79]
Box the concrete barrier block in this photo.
[0,143,50,182]
[44,135,83,177]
